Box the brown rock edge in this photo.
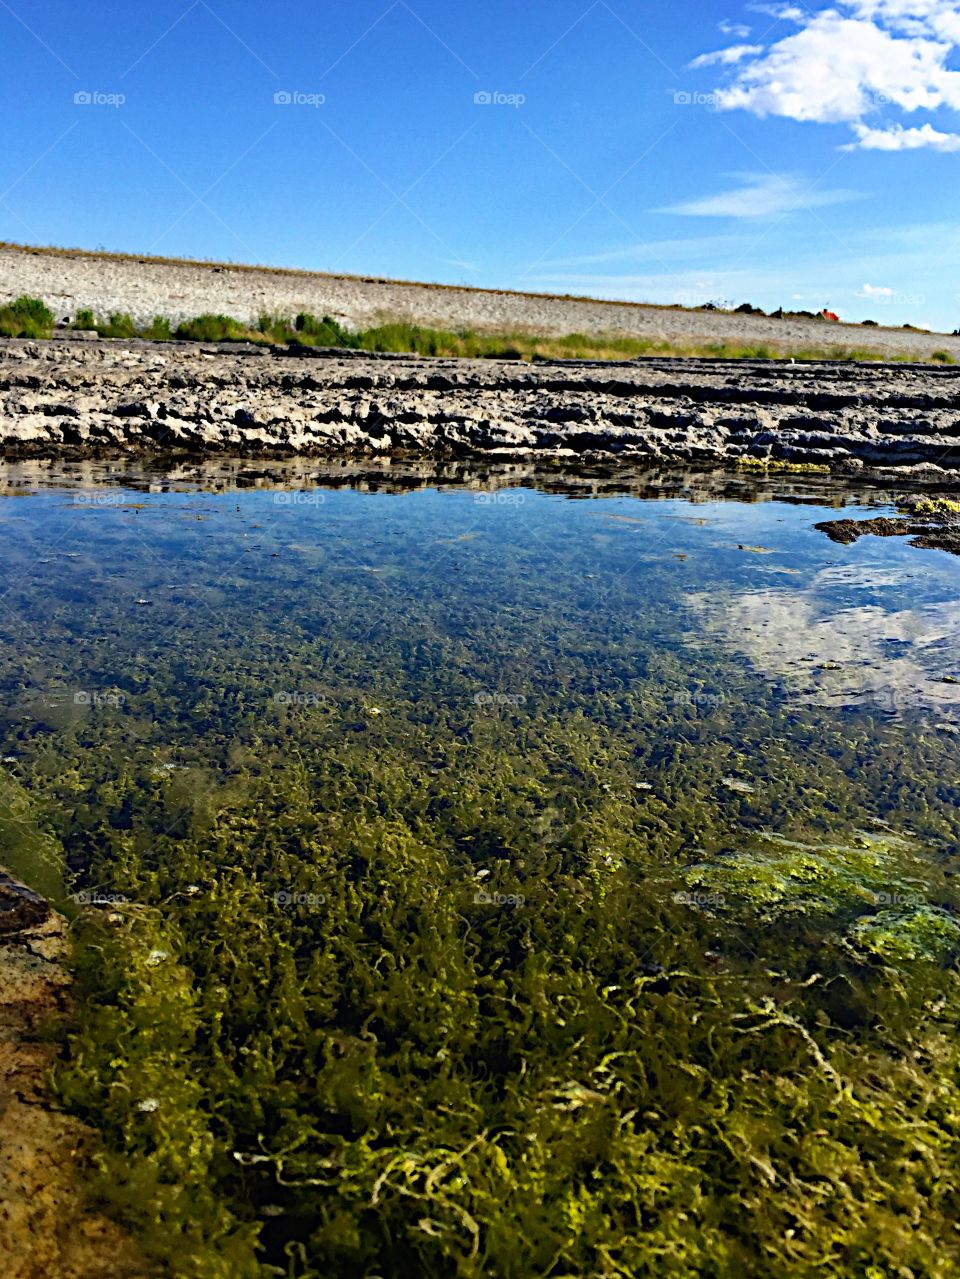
[815,495,960,554]
[0,871,150,1279]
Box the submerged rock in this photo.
[0,867,150,1278]
[0,872,49,936]
[816,494,960,556]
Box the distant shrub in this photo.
[142,316,173,341]
[72,309,97,331]
[98,312,139,339]
[293,312,354,347]
[174,314,251,343]
[0,294,54,338]
[931,350,955,364]
[861,319,878,326]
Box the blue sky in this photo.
[3,0,960,328]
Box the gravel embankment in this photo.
[3,243,960,360]
[2,336,960,477]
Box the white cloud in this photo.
[686,581,960,716]
[534,233,744,269]
[659,172,859,219]
[851,0,960,42]
[719,18,753,38]
[849,120,960,148]
[690,44,763,68]
[857,282,895,296]
[697,0,960,149]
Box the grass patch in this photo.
[6,301,960,365]
[0,295,54,339]
[142,316,173,341]
[173,313,254,343]
[98,313,139,340]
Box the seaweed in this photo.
[0,473,957,1276]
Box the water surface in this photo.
[2,461,958,1278]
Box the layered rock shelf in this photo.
[2,336,960,477]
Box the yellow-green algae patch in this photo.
[684,829,960,963]
[848,905,960,963]
[686,830,928,914]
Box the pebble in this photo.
[722,777,756,794]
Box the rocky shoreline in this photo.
[0,872,149,1279]
[2,336,960,480]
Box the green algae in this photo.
[0,473,958,1276]
[683,831,934,920]
[736,458,832,474]
[0,769,67,906]
[907,497,960,516]
[848,906,960,963]
[682,829,960,973]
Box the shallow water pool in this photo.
[2,461,959,1278]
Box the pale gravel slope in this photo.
[2,244,959,360]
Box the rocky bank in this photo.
[2,336,960,478]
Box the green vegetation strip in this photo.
[1,295,957,363]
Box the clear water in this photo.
[1,464,958,852]
[2,461,959,1277]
